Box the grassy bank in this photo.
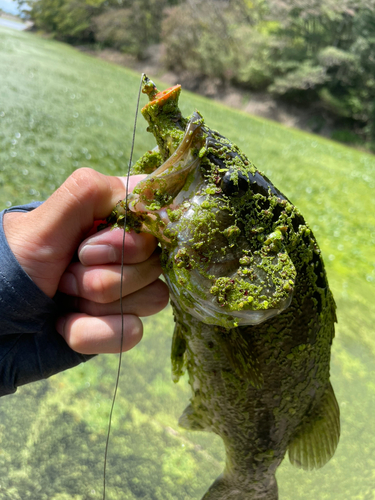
[1,26,375,500]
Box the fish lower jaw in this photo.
[188,302,282,328]
[168,280,291,329]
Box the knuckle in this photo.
[89,273,115,303]
[69,167,95,189]
[66,168,104,203]
[70,167,98,184]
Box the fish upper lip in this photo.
[128,111,205,214]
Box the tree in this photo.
[26,0,105,41]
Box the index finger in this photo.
[78,174,158,266]
[78,226,158,266]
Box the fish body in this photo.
[111,76,340,499]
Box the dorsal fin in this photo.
[288,382,340,470]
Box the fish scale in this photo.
[109,75,340,499]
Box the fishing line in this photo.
[102,72,145,500]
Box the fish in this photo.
[110,75,340,500]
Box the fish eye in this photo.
[221,171,249,197]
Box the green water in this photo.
[0,27,375,500]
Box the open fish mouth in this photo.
[121,79,296,329]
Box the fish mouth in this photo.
[168,278,293,328]
[165,242,295,328]
[124,85,296,329]
[128,111,205,215]
[126,132,295,328]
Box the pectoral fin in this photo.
[171,321,187,383]
[178,403,209,431]
[218,328,264,389]
[288,382,340,470]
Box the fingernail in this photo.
[59,272,78,296]
[79,244,116,265]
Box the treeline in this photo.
[24,0,375,149]
[22,0,179,59]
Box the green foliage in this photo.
[265,1,375,141]
[162,2,235,80]
[93,0,169,59]
[317,46,357,69]
[92,8,139,53]
[21,0,375,145]
[1,27,375,500]
[28,0,102,41]
[162,0,280,89]
[25,0,176,53]
[330,129,362,145]
[269,61,328,96]
[162,0,375,145]
[232,24,282,88]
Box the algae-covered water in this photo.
[0,27,375,500]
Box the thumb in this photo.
[35,168,138,250]
[4,169,142,297]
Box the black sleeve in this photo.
[0,203,92,397]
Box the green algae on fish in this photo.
[110,75,340,500]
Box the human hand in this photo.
[56,215,169,354]
[3,168,169,355]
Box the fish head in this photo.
[123,79,297,329]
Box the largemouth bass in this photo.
[110,76,340,500]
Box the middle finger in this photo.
[58,248,163,303]
[62,278,169,317]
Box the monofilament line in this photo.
[102,73,145,500]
